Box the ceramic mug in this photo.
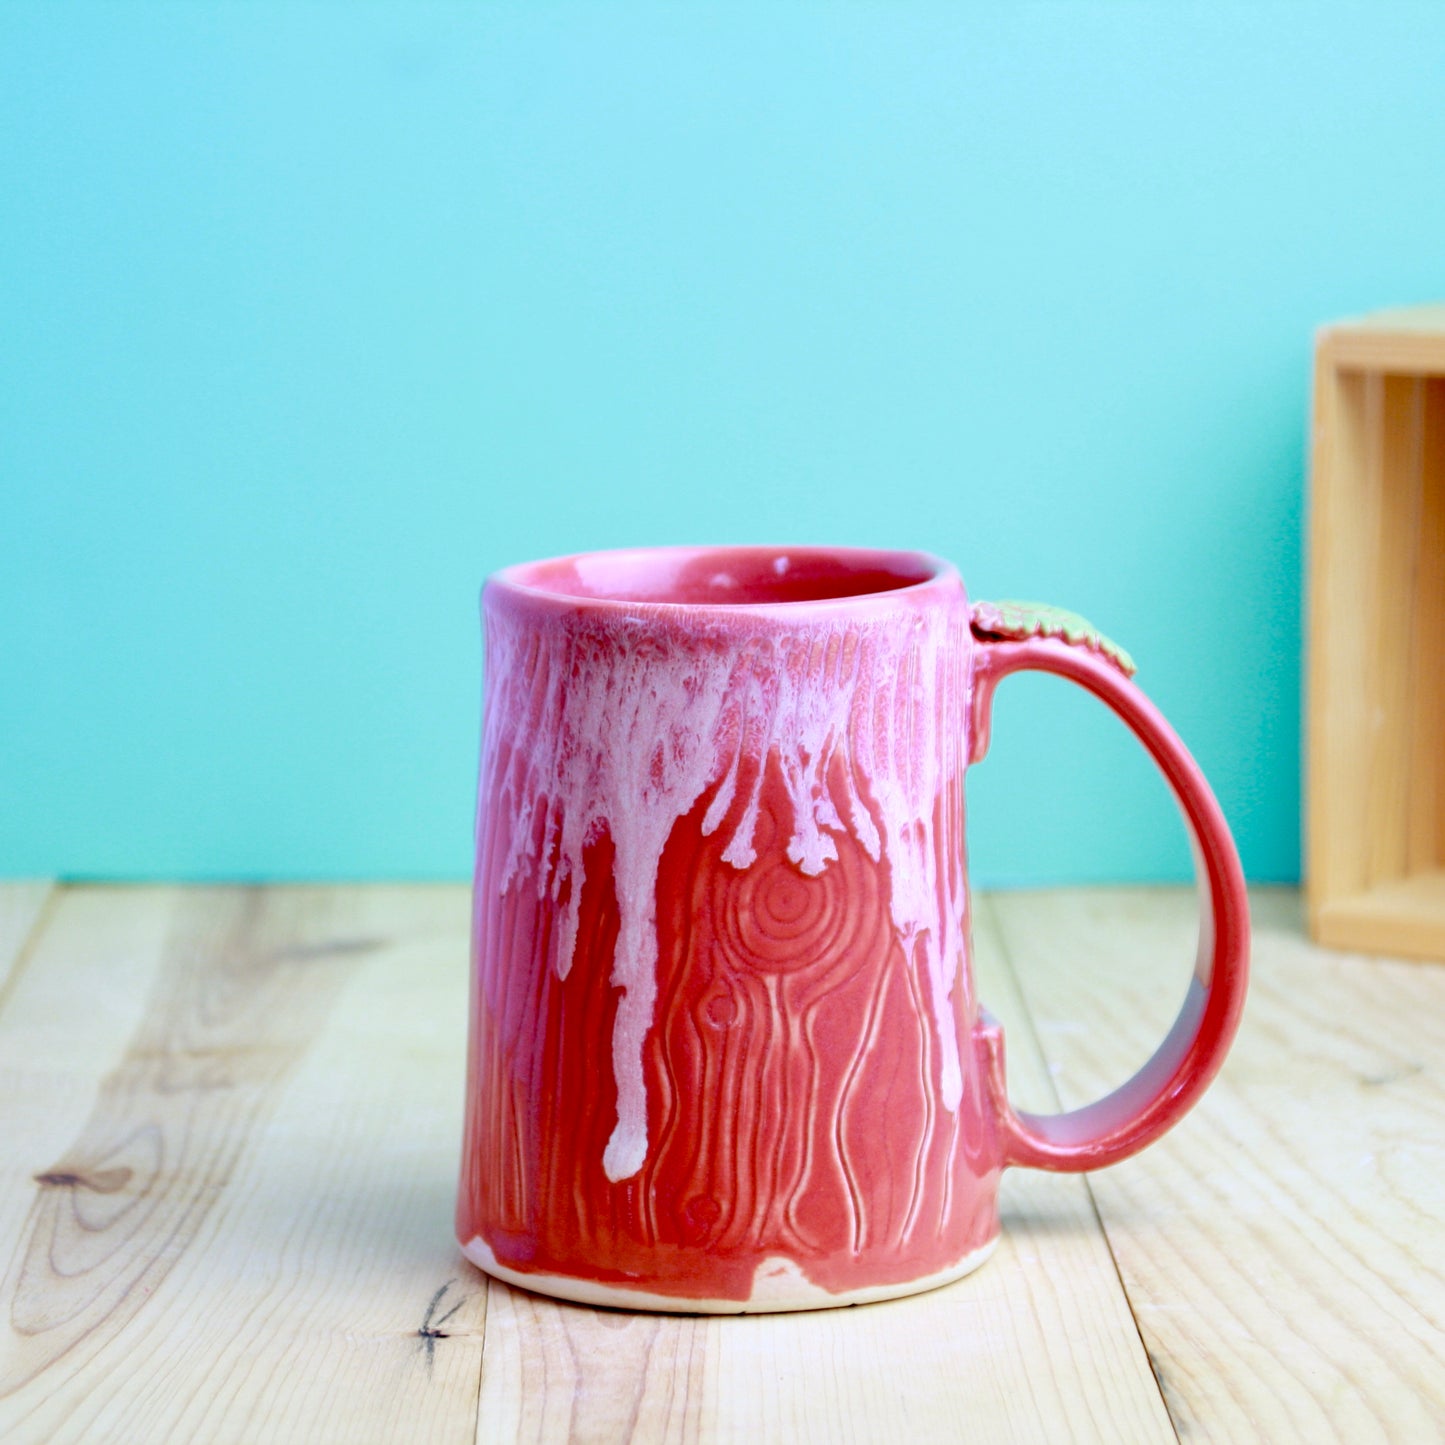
[457,545,1248,1312]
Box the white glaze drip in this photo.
[478,600,971,1181]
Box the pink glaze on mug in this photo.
[456,546,1249,1312]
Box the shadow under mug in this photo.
[457,546,1249,1312]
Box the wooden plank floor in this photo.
[0,882,1440,1443]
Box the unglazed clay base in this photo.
[461,1234,999,1314]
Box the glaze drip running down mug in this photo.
[457,546,1249,1312]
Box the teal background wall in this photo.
[3,4,1443,884]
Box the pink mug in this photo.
[457,546,1249,1312]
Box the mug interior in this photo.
[502,546,941,607]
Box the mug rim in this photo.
[488,544,962,615]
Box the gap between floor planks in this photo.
[0,882,55,1012]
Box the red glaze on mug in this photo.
[456,547,1249,1312]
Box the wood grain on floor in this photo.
[1,882,1440,1443]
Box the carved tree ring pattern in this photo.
[649,776,907,1260]
[711,804,878,981]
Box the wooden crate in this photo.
[1307,305,1445,961]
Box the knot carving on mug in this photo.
[709,797,878,980]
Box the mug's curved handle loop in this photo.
[969,602,1250,1172]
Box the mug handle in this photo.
[968,601,1250,1171]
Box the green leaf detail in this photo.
[970,599,1137,677]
